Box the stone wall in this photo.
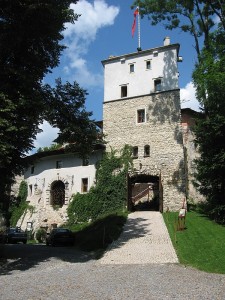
[181,109,205,203]
[103,90,186,211]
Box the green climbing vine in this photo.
[9,180,29,226]
[67,145,133,223]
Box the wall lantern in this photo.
[65,181,69,190]
[34,178,45,190]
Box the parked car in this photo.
[3,227,27,244]
[46,228,74,246]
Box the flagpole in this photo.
[137,6,141,50]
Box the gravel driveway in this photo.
[0,248,225,300]
[0,211,225,300]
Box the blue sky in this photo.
[34,0,201,149]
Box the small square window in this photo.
[154,79,162,92]
[121,85,127,98]
[56,160,63,169]
[137,109,145,123]
[82,178,88,193]
[146,60,151,70]
[133,146,138,159]
[130,64,134,73]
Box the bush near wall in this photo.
[67,146,132,224]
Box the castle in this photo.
[15,38,200,231]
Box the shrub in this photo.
[35,228,47,243]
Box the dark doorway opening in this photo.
[128,174,162,212]
[50,180,65,208]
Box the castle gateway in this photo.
[102,38,186,211]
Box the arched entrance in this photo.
[127,174,163,212]
[50,180,65,208]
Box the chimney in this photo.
[164,37,170,46]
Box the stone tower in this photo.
[102,38,186,211]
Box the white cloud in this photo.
[180,82,201,111]
[63,0,120,87]
[33,121,59,149]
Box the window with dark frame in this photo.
[56,160,63,169]
[133,146,138,158]
[81,178,88,193]
[144,145,150,157]
[146,60,151,70]
[121,85,127,98]
[154,79,162,92]
[137,109,145,123]
[130,64,134,73]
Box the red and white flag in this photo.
[132,8,139,37]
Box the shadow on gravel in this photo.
[0,243,94,275]
[0,213,150,275]
[111,217,151,245]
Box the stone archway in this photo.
[128,174,161,212]
[50,180,65,208]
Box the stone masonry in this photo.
[103,89,186,211]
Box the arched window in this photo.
[144,145,150,157]
[50,180,65,208]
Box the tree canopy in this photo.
[132,0,224,57]
[192,26,225,222]
[0,0,99,214]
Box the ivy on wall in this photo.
[9,180,28,227]
[67,145,133,223]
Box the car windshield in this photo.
[54,229,69,233]
[9,228,24,233]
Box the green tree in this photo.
[0,1,99,214]
[192,28,225,222]
[132,0,215,57]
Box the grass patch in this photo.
[67,211,127,257]
[164,211,225,274]
[27,239,37,244]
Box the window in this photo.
[81,178,88,193]
[29,185,32,196]
[137,109,145,123]
[133,146,138,158]
[31,165,34,174]
[121,85,127,98]
[154,79,162,92]
[146,60,151,70]
[144,145,150,157]
[130,64,134,73]
[56,160,63,169]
